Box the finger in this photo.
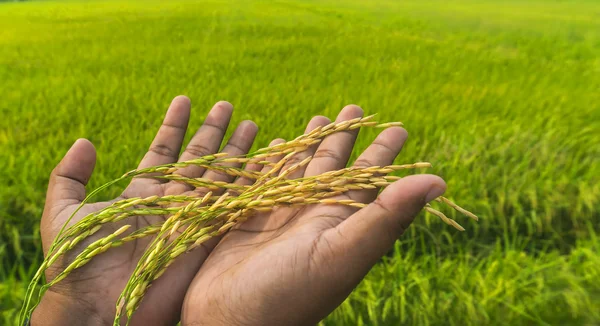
[260,138,288,174]
[236,138,286,186]
[347,127,408,203]
[176,101,234,178]
[43,139,96,246]
[166,101,234,194]
[137,96,191,169]
[304,105,363,177]
[46,139,97,208]
[230,138,288,233]
[125,96,191,195]
[327,175,446,272]
[281,116,331,179]
[200,120,258,185]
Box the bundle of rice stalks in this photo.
[20,115,477,325]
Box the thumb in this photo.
[329,174,446,271]
[45,138,97,211]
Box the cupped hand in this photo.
[182,105,446,326]
[33,96,258,326]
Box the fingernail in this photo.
[425,184,446,202]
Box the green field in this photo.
[1,0,599,324]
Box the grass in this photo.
[1,0,599,324]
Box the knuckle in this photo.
[185,143,213,157]
[314,148,343,162]
[223,141,245,155]
[372,140,397,154]
[149,143,177,158]
[282,155,305,168]
[372,197,404,240]
[354,158,377,168]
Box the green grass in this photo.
[1,0,599,324]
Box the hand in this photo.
[32,96,259,325]
[181,105,446,325]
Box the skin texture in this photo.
[32,96,446,326]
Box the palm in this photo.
[44,188,192,325]
[183,204,359,325]
[183,105,446,325]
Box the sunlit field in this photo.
[1,0,599,324]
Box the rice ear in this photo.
[20,117,478,326]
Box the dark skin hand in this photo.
[33,96,446,325]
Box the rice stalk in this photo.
[20,117,478,326]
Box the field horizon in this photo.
[1,0,599,325]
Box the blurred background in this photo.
[1,0,599,325]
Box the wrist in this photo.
[31,290,106,326]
